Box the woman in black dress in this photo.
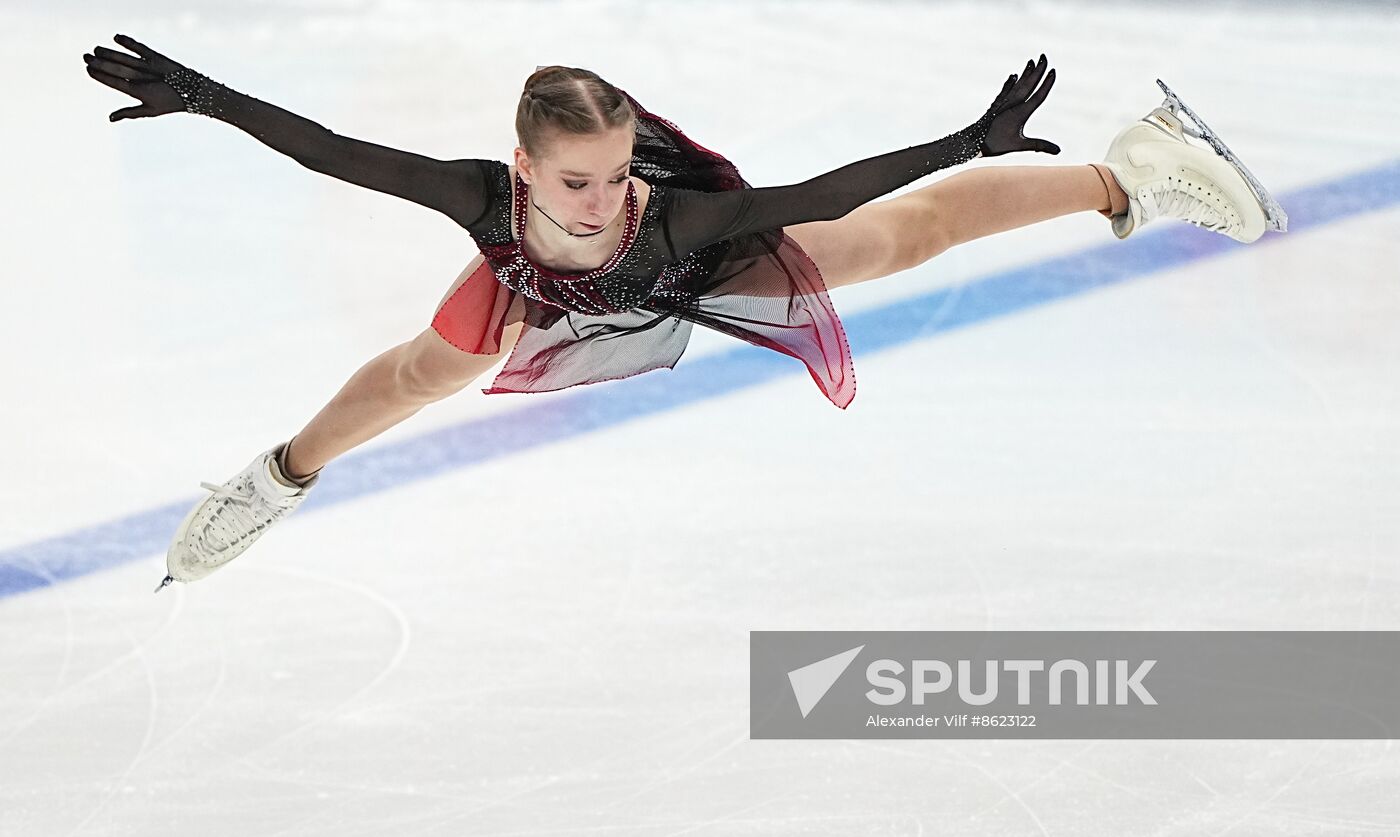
[82,35,1264,589]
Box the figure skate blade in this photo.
[1155,79,1288,233]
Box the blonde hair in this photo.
[516,66,635,157]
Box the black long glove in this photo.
[82,34,186,121]
[980,53,1060,157]
[81,34,490,228]
[663,54,1064,255]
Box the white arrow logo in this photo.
[787,645,865,718]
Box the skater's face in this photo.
[515,123,635,237]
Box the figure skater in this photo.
[80,35,1285,591]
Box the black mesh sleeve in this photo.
[193,79,492,229]
[662,118,990,259]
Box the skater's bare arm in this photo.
[82,35,492,229]
[663,55,1062,257]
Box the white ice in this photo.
[3,0,1400,834]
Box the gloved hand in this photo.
[980,54,1061,157]
[82,34,191,122]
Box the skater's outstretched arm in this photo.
[82,35,491,229]
[663,55,1061,258]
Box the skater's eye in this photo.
[565,181,587,190]
[564,176,628,190]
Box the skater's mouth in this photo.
[578,221,604,232]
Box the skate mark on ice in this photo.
[0,558,75,750]
[0,582,184,751]
[226,563,413,768]
[61,621,160,837]
[946,745,1052,837]
[1210,742,1325,837]
[656,793,787,837]
[138,616,230,767]
[595,727,751,813]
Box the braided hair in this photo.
[516,66,635,157]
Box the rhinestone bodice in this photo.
[467,162,688,316]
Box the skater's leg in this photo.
[787,164,1129,291]
[281,262,526,481]
[162,257,525,587]
[938,164,1129,244]
[926,164,1130,247]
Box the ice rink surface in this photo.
[3,0,1400,834]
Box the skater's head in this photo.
[514,66,636,236]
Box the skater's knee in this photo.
[792,199,945,291]
[881,194,953,274]
[915,187,961,258]
[396,325,517,402]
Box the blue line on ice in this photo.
[3,159,1397,598]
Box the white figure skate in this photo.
[155,442,318,592]
[1099,80,1287,244]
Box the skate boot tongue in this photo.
[265,455,308,497]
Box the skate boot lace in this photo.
[193,478,296,556]
[1140,179,1239,236]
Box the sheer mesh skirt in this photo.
[430,231,856,409]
